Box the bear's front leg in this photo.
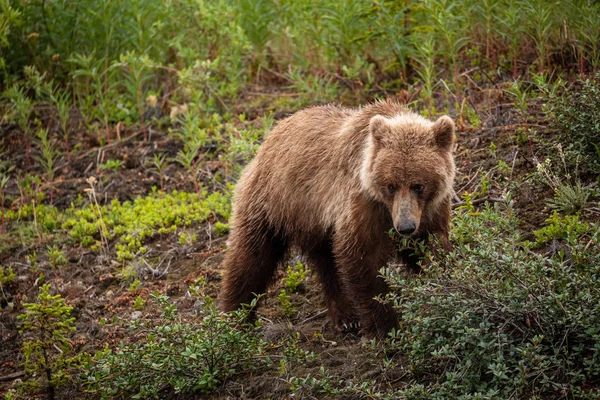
[333,216,398,338]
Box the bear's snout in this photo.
[392,193,421,236]
[396,219,417,235]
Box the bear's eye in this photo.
[411,184,425,193]
[387,184,397,195]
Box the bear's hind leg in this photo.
[308,240,359,332]
[220,221,288,313]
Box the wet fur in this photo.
[219,100,455,338]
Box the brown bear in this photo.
[219,99,456,338]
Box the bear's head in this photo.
[360,113,455,235]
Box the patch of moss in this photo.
[61,189,231,262]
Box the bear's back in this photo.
[234,105,365,240]
[234,101,412,242]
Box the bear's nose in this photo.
[396,221,416,235]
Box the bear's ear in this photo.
[369,115,389,145]
[432,115,455,151]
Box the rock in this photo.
[131,311,142,321]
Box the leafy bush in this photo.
[82,293,272,398]
[380,199,600,399]
[278,289,296,317]
[277,262,308,317]
[10,284,84,400]
[0,0,20,73]
[549,74,600,173]
[282,262,309,293]
[532,212,591,247]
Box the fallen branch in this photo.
[0,371,25,381]
[74,129,145,163]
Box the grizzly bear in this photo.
[219,100,456,338]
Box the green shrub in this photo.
[278,289,296,317]
[532,212,591,247]
[381,199,600,398]
[82,293,272,398]
[0,0,21,72]
[213,221,230,236]
[549,74,600,173]
[282,262,308,293]
[13,284,84,400]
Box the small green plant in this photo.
[285,68,339,106]
[174,140,202,197]
[228,126,261,162]
[0,265,15,305]
[536,155,591,214]
[98,159,123,172]
[488,141,497,158]
[532,212,591,246]
[26,251,39,271]
[147,153,168,191]
[213,221,229,236]
[133,295,145,310]
[51,90,72,162]
[4,83,33,166]
[118,51,155,141]
[532,71,565,103]
[277,332,316,377]
[178,231,197,246]
[278,289,296,317]
[226,114,272,178]
[464,102,481,128]
[46,245,67,270]
[128,279,142,291]
[496,160,511,175]
[412,34,438,116]
[35,128,61,204]
[276,262,308,317]
[187,276,207,296]
[477,174,491,195]
[82,293,272,398]
[16,284,84,400]
[282,262,308,293]
[506,80,528,114]
[548,73,600,172]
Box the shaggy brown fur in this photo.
[219,100,456,338]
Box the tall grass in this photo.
[2,0,600,146]
[5,0,600,88]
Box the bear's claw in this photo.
[338,319,361,333]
